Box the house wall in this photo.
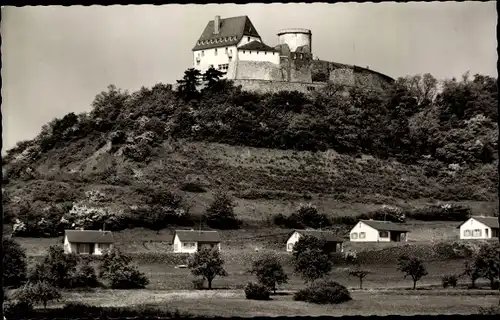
[350,222,383,242]
[193,46,237,74]
[237,50,280,64]
[173,234,198,253]
[94,243,113,255]
[286,231,302,252]
[459,219,494,239]
[64,236,72,254]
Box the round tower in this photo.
[277,28,312,53]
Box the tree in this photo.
[2,237,28,288]
[98,247,149,289]
[29,246,78,288]
[188,247,228,289]
[203,191,240,229]
[462,260,481,289]
[288,203,330,229]
[292,235,333,283]
[14,281,62,309]
[202,67,226,93]
[250,254,288,294]
[396,255,428,289]
[472,242,500,289]
[348,267,371,289]
[176,68,202,101]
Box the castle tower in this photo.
[277,28,312,53]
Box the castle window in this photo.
[300,54,303,59]
[247,37,250,42]
[215,48,218,56]
[225,47,228,53]
[196,60,200,66]
[201,51,205,57]
[243,50,245,54]
[265,52,267,55]
[228,56,232,62]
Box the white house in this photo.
[349,220,409,243]
[172,230,221,254]
[192,15,279,75]
[458,216,499,240]
[63,230,114,255]
[286,229,344,253]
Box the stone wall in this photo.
[232,79,324,95]
[234,60,284,81]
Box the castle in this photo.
[192,15,395,94]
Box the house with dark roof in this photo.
[458,216,499,239]
[349,220,409,243]
[286,229,344,253]
[172,230,221,253]
[192,15,279,75]
[64,230,114,255]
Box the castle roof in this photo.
[238,40,278,52]
[192,16,260,51]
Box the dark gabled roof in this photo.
[192,16,261,51]
[65,230,114,244]
[237,40,278,52]
[174,230,221,243]
[294,230,344,242]
[360,220,409,232]
[457,216,499,229]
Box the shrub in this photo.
[13,281,62,309]
[405,204,471,222]
[287,203,331,229]
[294,279,352,304]
[244,282,270,300]
[98,248,149,289]
[3,299,34,319]
[28,246,79,288]
[441,274,458,288]
[472,242,500,289]
[3,237,28,288]
[68,261,100,288]
[192,278,205,290]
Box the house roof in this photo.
[65,230,114,244]
[237,40,278,52]
[192,16,261,51]
[457,216,499,229]
[174,230,221,243]
[294,230,344,242]
[359,220,409,232]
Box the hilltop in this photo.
[2,70,498,239]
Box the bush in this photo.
[192,278,205,290]
[98,248,149,289]
[13,281,62,309]
[294,279,352,304]
[28,246,79,288]
[244,282,270,300]
[441,274,458,288]
[68,261,100,288]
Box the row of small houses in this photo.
[63,216,499,256]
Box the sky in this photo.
[1,2,497,152]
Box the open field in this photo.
[54,288,499,317]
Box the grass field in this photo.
[54,288,499,317]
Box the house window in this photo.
[99,243,110,252]
[379,231,389,238]
[265,51,267,55]
[196,60,200,66]
[215,48,218,56]
[201,51,205,57]
[243,51,245,54]
[351,233,358,239]
[359,232,366,239]
[485,229,489,237]
[473,229,482,237]
[77,243,91,254]
[300,54,303,59]
[183,242,196,248]
[287,243,294,250]
[464,229,471,237]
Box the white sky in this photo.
[1,3,497,151]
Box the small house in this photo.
[350,220,409,242]
[64,230,114,255]
[458,216,499,240]
[172,230,221,253]
[286,229,344,252]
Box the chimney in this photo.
[214,15,220,34]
